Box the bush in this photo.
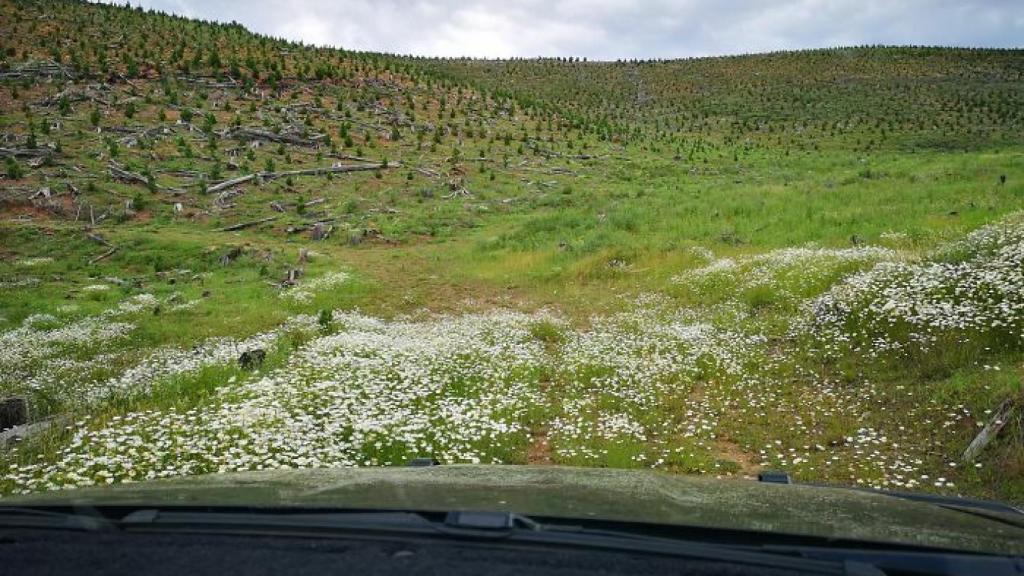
[317,309,333,332]
[5,158,24,179]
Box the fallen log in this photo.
[0,147,55,159]
[217,215,278,232]
[0,59,74,81]
[208,163,394,194]
[414,166,440,178]
[961,398,1019,464]
[329,153,380,164]
[85,232,112,247]
[109,161,184,195]
[229,127,321,147]
[267,162,395,179]
[207,173,256,194]
[1,415,72,450]
[89,246,118,264]
[108,161,149,187]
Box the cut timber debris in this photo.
[107,161,150,187]
[217,215,278,232]
[0,147,56,159]
[311,222,333,241]
[267,162,395,179]
[228,127,322,147]
[89,246,119,264]
[961,397,1021,464]
[206,162,394,194]
[0,59,75,80]
[108,161,185,194]
[207,173,256,194]
[85,232,112,247]
[1,415,72,450]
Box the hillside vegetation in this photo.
[1,0,1023,502]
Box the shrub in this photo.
[5,158,25,179]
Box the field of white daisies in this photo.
[2,213,1023,502]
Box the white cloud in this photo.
[113,0,1024,59]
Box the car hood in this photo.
[4,465,1023,554]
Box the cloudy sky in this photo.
[105,0,1024,60]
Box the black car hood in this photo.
[4,465,1023,555]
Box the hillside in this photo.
[416,47,1024,152]
[1,0,1023,503]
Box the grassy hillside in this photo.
[1,0,1023,503]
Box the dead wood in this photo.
[217,215,278,232]
[208,163,394,195]
[962,398,1020,463]
[206,173,256,194]
[89,246,118,264]
[0,147,56,159]
[85,232,112,247]
[228,127,322,147]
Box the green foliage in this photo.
[5,157,24,179]
[317,308,333,332]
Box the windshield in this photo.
[1,0,1022,556]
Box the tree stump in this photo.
[311,222,332,241]
[238,349,266,370]
[220,246,243,266]
[0,397,28,431]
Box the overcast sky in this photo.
[104,0,1024,60]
